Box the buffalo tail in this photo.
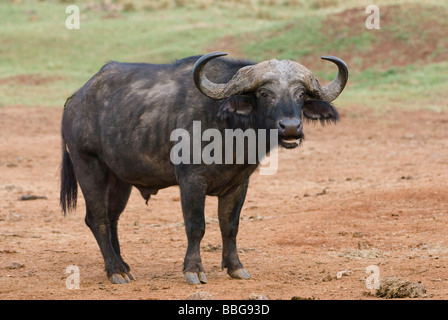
[60,139,77,215]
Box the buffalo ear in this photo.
[303,99,340,125]
[218,95,253,117]
[218,95,255,129]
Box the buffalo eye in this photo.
[257,88,274,100]
[294,89,305,101]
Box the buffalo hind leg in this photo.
[71,152,132,284]
[179,182,207,284]
[107,173,134,283]
[218,180,251,280]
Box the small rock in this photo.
[391,213,399,217]
[8,262,24,269]
[336,270,351,279]
[7,213,22,221]
[98,282,107,290]
[358,241,369,250]
[0,249,18,254]
[186,291,216,300]
[352,232,366,238]
[4,185,17,191]
[291,296,315,300]
[19,195,47,201]
[248,293,269,300]
[322,274,333,282]
[202,243,221,252]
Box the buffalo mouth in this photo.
[279,134,304,149]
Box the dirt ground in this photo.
[0,105,447,300]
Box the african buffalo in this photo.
[60,52,348,284]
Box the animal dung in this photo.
[375,276,426,298]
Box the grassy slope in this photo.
[0,0,447,111]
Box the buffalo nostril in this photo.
[278,118,302,136]
[278,120,286,130]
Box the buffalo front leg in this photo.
[180,183,207,284]
[218,180,251,280]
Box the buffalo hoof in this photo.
[229,268,251,280]
[185,271,207,285]
[108,272,135,284]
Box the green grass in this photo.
[0,0,447,111]
[0,1,291,106]
[345,62,448,111]
[242,17,326,61]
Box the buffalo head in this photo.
[193,52,348,149]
